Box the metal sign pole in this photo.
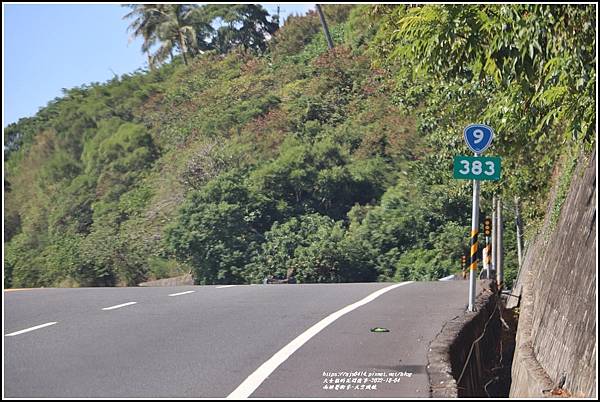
[514,196,523,268]
[482,237,488,277]
[315,4,334,50]
[496,197,504,288]
[487,237,492,277]
[468,152,480,312]
[484,236,490,278]
[491,196,496,276]
[458,123,496,312]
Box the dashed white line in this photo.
[168,290,195,297]
[227,281,414,398]
[216,285,237,289]
[6,322,58,337]
[102,302,137,311]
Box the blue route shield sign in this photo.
[463,124,494,154]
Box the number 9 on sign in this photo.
[464,124,494,154]
[473,129,484,144]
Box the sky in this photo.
[3,3,315,127]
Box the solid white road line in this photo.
[6,322,58,337]
[168,290,195,297]
[102,302,137,311]
[227,281,414,398]
[216,285,237,289]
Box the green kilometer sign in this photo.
[453,155,501,181]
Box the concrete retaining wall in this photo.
[510,150,596,398]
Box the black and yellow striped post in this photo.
[485,241,491,273]
[469,229,479,273]
[461,255,467,279]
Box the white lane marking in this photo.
[216,285,237,289]
[6,322,58,337]
[168,290,196,297]
[102,302,137,311]
[227,281,414,398]
[439,274,455,281]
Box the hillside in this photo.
[4,5,595,288]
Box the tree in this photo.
[124,4,212,66]
[165,171,280,285]
[123,4,166,69]
[269,11,322,58]
[380,4,596,144]
[394,248,451,281]
[249,138,379,220]
[247,213,369,283]
[372,3,595,227]
[200,4,278,54]
[124,4,280,63]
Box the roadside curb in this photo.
[427,280,499,398]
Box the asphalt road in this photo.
[4,281,469,398]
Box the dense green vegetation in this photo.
[4,5,595,289]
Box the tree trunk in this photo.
[178,31,188,65]
[147,53,155,71]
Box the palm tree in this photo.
[125,4,283,64]
[123,4,166,70]
[155,5,198,66]
[124,4,211,67]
